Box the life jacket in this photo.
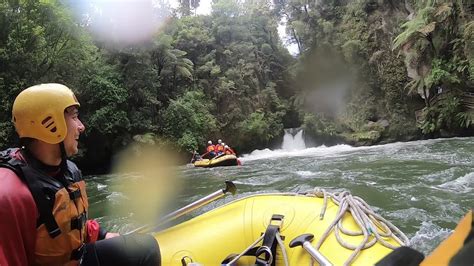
[216,144,224,152]
[0,148,89,265]
[206,145,215,152]
[224,148,235,155]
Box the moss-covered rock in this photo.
[341,130,381,146]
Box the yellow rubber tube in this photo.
[154,194,401,265]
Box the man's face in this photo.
[64,106,85,157]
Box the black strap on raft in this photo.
[221,214,284,266]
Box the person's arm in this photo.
[86,219,121,243]
[0,169,37,265]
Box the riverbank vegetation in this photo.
[0,0,472,173]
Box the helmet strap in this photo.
[59,142,68,175]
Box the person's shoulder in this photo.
[66,159,80,170]
[0,167,23,184]
[0,167,32,201]
[66,160,83,181]
[0,167,37,219]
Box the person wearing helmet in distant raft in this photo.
[224,145,236,155]
[215,139,225,156]
[201,140,216,159]
[224,144,242,165]
[0,84,160,266]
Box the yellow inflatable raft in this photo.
[154,193,407,265]
[193,154,239,168]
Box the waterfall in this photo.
[281,128,306,150]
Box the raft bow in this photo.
[153,189,409,265]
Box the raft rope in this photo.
[307,189,410,266]
[224,232,289,266]
[276,233,289,265]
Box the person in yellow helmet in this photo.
[0,84,160,265]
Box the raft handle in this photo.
[289,234,333,266]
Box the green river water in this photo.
[86,136,473,256]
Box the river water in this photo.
[86,136,473,256]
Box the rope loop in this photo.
[306,188,410,266]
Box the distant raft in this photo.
[193,154,238,168]
[154,192,409,265]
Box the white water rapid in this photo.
[281,128,306,150]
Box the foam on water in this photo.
[418,168,457,184]
[106,191,127,202]
[240,137,448,162]
[295,171,316,177]
[386,207,430,222]
[97,183,107,191]
[437,172,474,193]
[410,221,452,254]
[241,144,358,161]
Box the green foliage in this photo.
[342,40,363,64]
[76,53,131,142]
[393,6,437,51]
[347,130,381,142]
[87,106,130,135]
[133,133,159,145]
[1,0,472,170]
[342,92,378,132]
[393,1,471,105]
[152,33,194,92]
[426,59,461,86]
[162,90,217,152]
[0,122,15,148]
[178,0,201,16]
[464,21,474,82]
[386,114,418,141]
[0,0,139,170]
[302,113,337,137]
[420,96,467,134]
[457,112,473,128]
[238,110,283,148]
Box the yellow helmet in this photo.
[12,83,80,144]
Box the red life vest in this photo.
[225,147,235,155]
[0,148,88,265]
[216,145,224,152]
